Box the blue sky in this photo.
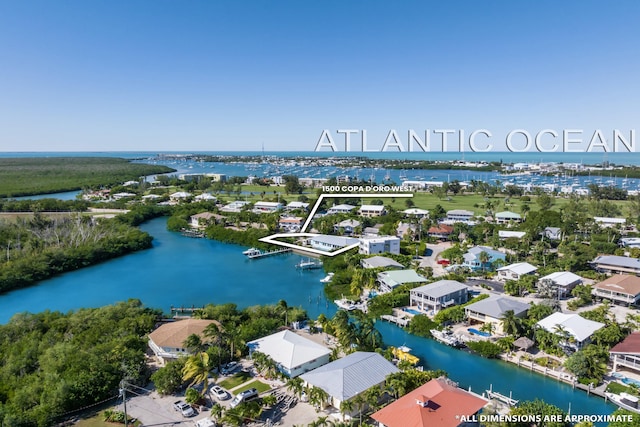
[0,1,638,152]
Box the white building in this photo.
[359,205,386,218]
[309,235,359,251]
[496,262,538,281]
[446,209,474,222]
[148,319,221,363]
[495,211,522,224]
[359,236,400,255]
[253,201,283,213]
[538,271,582,297]
[220,200,251,213]
[247,330,331,378]
[410,280,469,314]
[327,204,357,215]
[536,312,605,349]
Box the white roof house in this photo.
[220,200,251,213]
[327,204,356,215]
[377,269,428,293]
[253,201,283,213]
[195,193,217,201]
[446,209,474,222]
[538,271,582,296]
[247,330,331,378]
[496,262,538,281]
[594,217,626,228]
[300,352,398,413]
[360,256,404,269]
[536,312,605,349]
[309,235,359,251]
[410,280,470,314]
[359,236,401,255]
[169,191,192,200]
[286,201,310,210]
[495,211,522,224]
[402,208,430,218]
[498,230,526,240]
[465,296,530,334]
[359,205,386,217]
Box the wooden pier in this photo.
[170,305,205,317]
[246,248,292,259]
[380,314,409,327]
[486,384,519,407]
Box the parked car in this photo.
[229,388,259,408]
[211,385,229,401]
[173,400,196,417]
[221,361,239,375]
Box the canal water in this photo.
[0,217,616,420]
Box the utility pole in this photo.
[119,380,128,427]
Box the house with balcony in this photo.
[279,216,304,233]
[253,201,283,213]
[593,274,640,305]
[359,205,386,218]
[327,204,356,215]
[428,224,454,240]
[359,236,400,255]
[148,319,221,364]
[591,255,640,275]
[495,211,523,224]
[611,332,640,375]
[446,209,474,223]
[334,219,361,236]
[410,280,469,314]
[309,235,359,252]
[361,256,404,270]
[537,271,582,297]
[402,208,430,219]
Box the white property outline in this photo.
[259,193,413,257]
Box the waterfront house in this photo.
[495,211,523,224]
[377,269,428,293]
[189,212,225,229]
[498,230,526,240]
[371,377,488,427]
[496,262,538,282]
[428,224,454,240]
[410,280,469,314]
[359,236,401,255]
[591,255,640,276]
[610,332,640,375]
[592,274,640,305]
[402,208,430,219]
[148,319,221,364]
[363,224,382,236]
[279,216,304,233]
[220,200,251,213]
[620,238,640,249]
[253,201,283,213]
[537,271,582,297]
[462,246,506,271]
[359,205,386,218]
[246,330,331,378]
[334,219,361,236]
[446,209,474,223]
[536,312,605,350]
[361,256,404,270]
[300,352,398,416]
[309,235,359,252]
[327,204,356,215]
[464,296,530,334]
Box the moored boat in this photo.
[334,298,357,311]
[320,272,335,283]
[243,248,262,257]
[296,259,323,270]
[391,346,419,365]
[430,329,464,348]
[605,392,640,414]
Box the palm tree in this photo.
[364,386,382,412]
[183,333,206,354]
[182,352,212,395]
[210,403,224,424]
[478,251,490,275]
[340,398,355,421]
[501,310,521,337]
[287,377,305,399]
[277,299,290,327]
[308,386,329,412]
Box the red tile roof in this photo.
[611,332,640,355]
[428,224,454,234]
[371,378,487,427]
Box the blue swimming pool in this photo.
[403,308,422,315]
[612,372,640,387]
[468,328,491,337]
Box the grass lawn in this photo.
[75,411,140,427]
[219,371,251,390]
[606,381,638,395]
[234,379,272,395]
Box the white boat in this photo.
[243,248,261,257]
[430,329,463,348]
[320,272,335,283]
[334,298,357,311]
[605,392,640,414]
[296,259,323,270]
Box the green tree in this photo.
[501,310,522,337]
[183,352,212,395]
[151,358,186,395]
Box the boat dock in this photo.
[246,248,292,259]
[380,314,409,327]
[170,305,205,317]
[486,384,518,406]
[181,229,205,238]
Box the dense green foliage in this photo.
[0,300,160,426]
[203,224,271,248]
[466,340,503,358]
[506,399,569,427]
[0,214,153,293]
[0,157,174,197]
[150,358,187,395]
[0,199,89,212]
[433,293,489,325]
[407,314,437,337]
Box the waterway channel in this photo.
[0,217,617,421]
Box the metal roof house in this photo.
[360,256,404,270]
[591,255,640,276]
[327,204,356,215]
[300,352,398,415]
[496,262,538,282]
[495,211,522,224]
[247,330,331,378]
[536,312,605,349]
[309,235,359,251]
[377,269,428,293]
[410,280,470,315]
[465,296,530,334]
[537,271,582,297]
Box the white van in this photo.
[230,388,259,408]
